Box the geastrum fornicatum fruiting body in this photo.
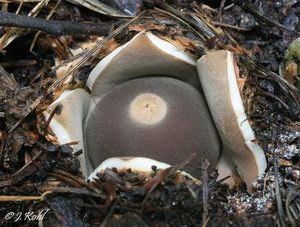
[43,32,267,191]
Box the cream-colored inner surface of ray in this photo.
[129,93,167,125]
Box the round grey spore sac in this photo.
[85,77,220,177]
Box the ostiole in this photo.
[43,31,267,192]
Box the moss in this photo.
[285,37,300,63]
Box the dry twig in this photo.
[273,149,286,227]
[0,11,113,36]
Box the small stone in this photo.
[239,13,256,30]
[60,144,73,155]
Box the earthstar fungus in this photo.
[43,32,267,191]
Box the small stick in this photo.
[273,149,286,227]
[202,159,209,225]
[0,151,43,188]
[44,104,62,133]
[0,65,18,91]
[285,186,300,227]
[143,153,196,204]
[0,195,42,201]
[212,21,251,31]
[256,90,290,111]
[0,191,51,201]
[100,200,118,227]
[50,169,100,193]
[0,59,37,68]
[39,186,106,199]
[30,0,62,51]
[0,11,113,36]
[217,0,227,18]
